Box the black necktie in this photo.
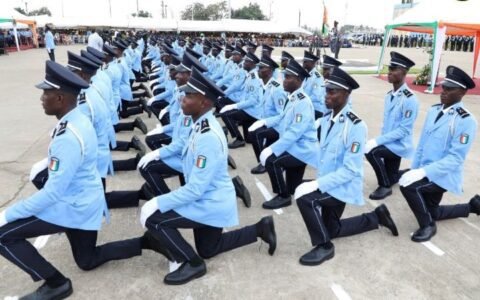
[326,120,335,136]
[390,94,394,102]
[434,111,444,123]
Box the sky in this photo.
[2,0,398,30]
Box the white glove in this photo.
[140,198,159,228]
[46,48,51,54]
[147,124,164,136]
[147,96,156,106]
[399,168,426,187]
[29,158,48,181]
[137,150,160,169]
[364,139,378,154]
[259,147,273,166]
[314,118,321,129]
[159,107,169,120]
[0,210,7,227]
[248,120,266,132]
[220,104,238,114]
[294,180,319,200]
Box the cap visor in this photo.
[441,80,463,88]
[325,82,346,90]
[179,84,200,94]
[175,65,190,72]
[35,81,56,90]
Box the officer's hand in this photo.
[46,48,51,54]
[140,198,158,228]
[220,104,238,114]
[294,180,319,200]
[0,210,7,227]
[314,118,321,129]
[29,158,48,181]
[399,168,426,187]
[159,107,169,120]
[259,147,273,166]
[364,139,378,154]
[146,124,164,136]
[248,120,266,132]
[137,150,160,169]
[147,96,156,106]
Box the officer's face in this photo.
[325,88,349,111]
[303,60,314,71]
[440,85,466,106]
[258,66,271,80]
[281,59,288,69]
[322,67,333,79]
[232,53,241,63]
[283,74,301,93]
[225,51,232,59]
[41,89,63,116]
[212,48,220,57]
[175,71,190,86]
[387,66,406,84]
[263,50,272,58]
[203,47,210,55]
[181,93,207,116]
[243,60,255,71]
[169,69,177,80]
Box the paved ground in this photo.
[1,45,480,300]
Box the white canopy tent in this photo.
[378,0,480,93]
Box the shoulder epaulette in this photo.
[456,107,470,118]
[250,72,256,79]
[78,93,86,104]
[403,89,413,98]
[314,71,321,78]
[56,121,68,136]
[271,80,280,87]
[200,119,210,133]
[297,92,306,100]
[346,111,361,124]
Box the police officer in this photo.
[209,43,226,82]
[139,68,276,285]
[321,55,342,81]
[251,59,318,209]
[279,50,294,82]
[44,25,55,61]
[399,66,480,242]
[302,50,326,118]
[294,67,398,266]
[261,44,274,58]
[220,52,263,149]
[365,52,419,200]
[249,55,287,174]
[0,61,156,299]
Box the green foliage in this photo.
[132,10,152,18]
[231,3,266,20]
[181,1,228,20]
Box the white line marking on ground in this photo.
[331,283,352,300]
[409,232,445,256]
[254,177,283,215]
[169,261,181,273]
[460,218,480,232]
[33,235,51,249]
[366,199,380,208]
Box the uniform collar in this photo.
[193,110,213,131]
[289,87,304,101]
[391,82,408,96]
[329,105,349,124]
[263,76,274,89]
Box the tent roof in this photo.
[389,0,480,35]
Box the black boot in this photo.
[369,186,392,200]
[262,195,292,209]
[232,176,251,207]
[163,260,207,285]
[251,163,267,174]
[20,279,73,300]
[374,204,398,236]
[256,216,276,255]
[228,138,246,149]
[227,154,237,169]
[134,117,148,134]
[469,194,480,215]
[131,135,146,157]
[411,224,437,242]
[299,243,335,266]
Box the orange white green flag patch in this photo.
[351,142,360,153]
[460,133,469,144]
[49,157,60,171]
[196,155,207,168]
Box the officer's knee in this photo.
[74,256,96,271]
[196,246,217,259]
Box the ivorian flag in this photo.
[322,3,328,36]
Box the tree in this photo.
[231,3,266,20]
[132,10,152,18]
[181,1,228,20]
[14,6,52,16]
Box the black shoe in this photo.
[141,98,152,118]
[251,163,267,174]
[411,224,437,242]
[299,244,335,266]
[398,168,410,179]
[140,182,156,200]
[131,135,146,157]
[134,117,148,134]
[469,194,480,215]
[20,279,73,300]
[262,195,292,209]
[227,154,237,169]
[369,186,392,200]
[228,139,246,149]
[232,176,251,208]
[163,261,207,285]
[256,216,276,255]
[141,231,175,261]
[375,204,398,236]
